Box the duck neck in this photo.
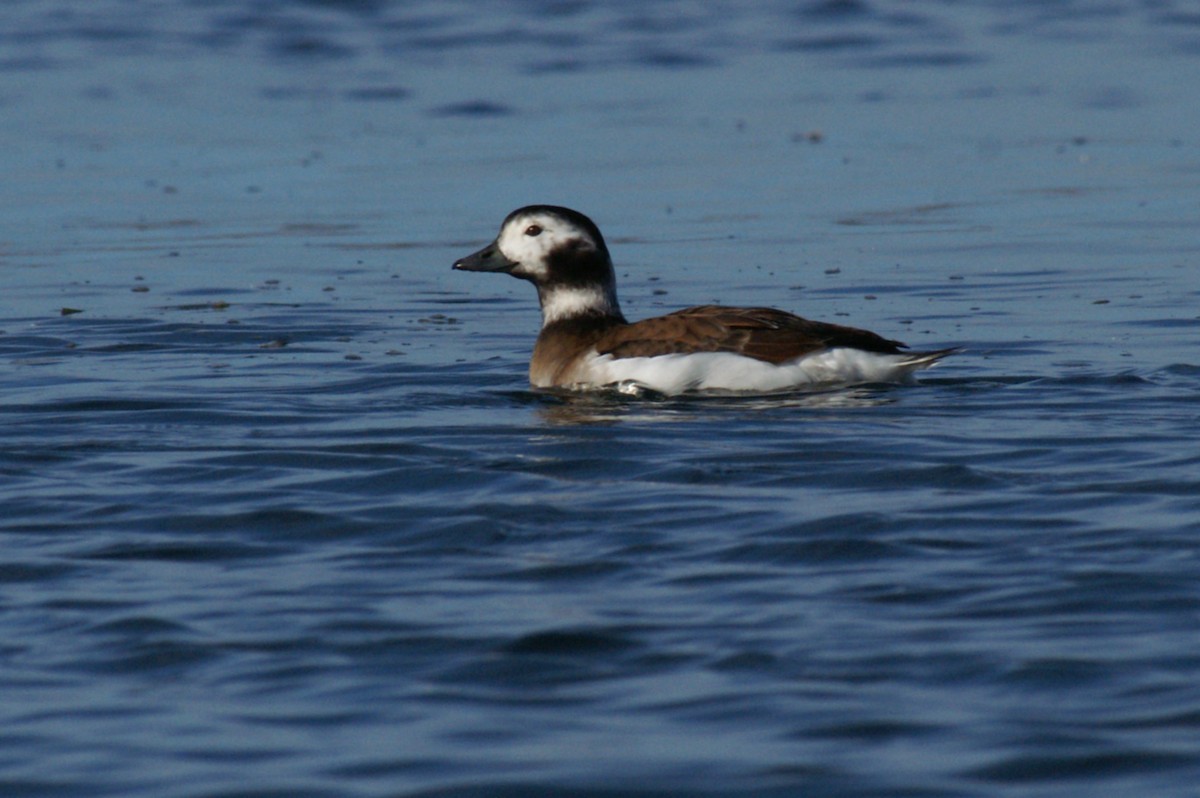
[536,283,625,329]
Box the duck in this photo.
[453,205,957,395]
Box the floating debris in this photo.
[417,314,461,325]
[169,301,230,311]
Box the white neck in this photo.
[538,285,621,327]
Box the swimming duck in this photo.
[453,205,956,394]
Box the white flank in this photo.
[572,348,943,395]
[539,286,618,326]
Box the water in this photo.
[3,2,1200,796]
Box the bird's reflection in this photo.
[533,384,899,426]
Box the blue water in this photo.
[3,2,1200,796]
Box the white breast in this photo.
[572,348,932,394]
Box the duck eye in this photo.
[524,224,543,237]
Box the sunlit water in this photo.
[3,2,1200,796]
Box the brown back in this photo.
[594,305,906,364]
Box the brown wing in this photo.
[594,305,906,364]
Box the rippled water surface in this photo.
[3,2,1200,796]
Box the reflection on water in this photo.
[535,383,903,425]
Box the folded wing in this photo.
[594,305,907,364]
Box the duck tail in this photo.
[898,347,963,370]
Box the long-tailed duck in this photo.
[453,205,957,395]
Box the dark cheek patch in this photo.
[546,241,602,287]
